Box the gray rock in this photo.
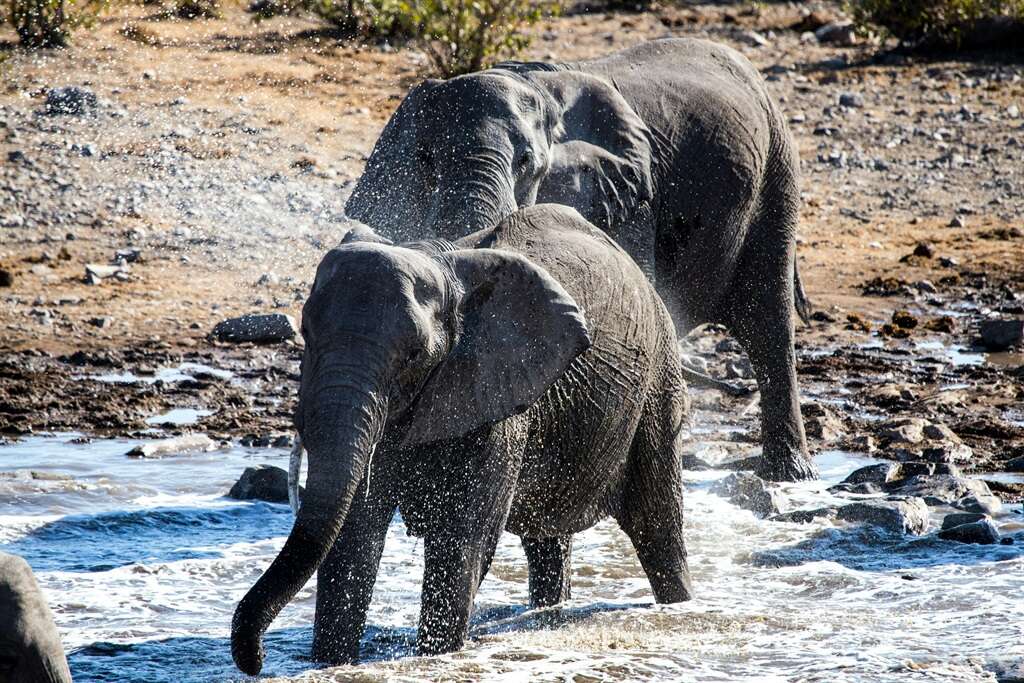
[211,313,298,344]
[878,417,927,444]
[921,442,973,464]
[772,507,836,524]
[227,465,302,504]
[44,86,98,116]
[893,474,996,508]
[815,21,858,46]
[954,493,1002,515]
[126,434,217,458]
[1005,455,1024,472]
[835,498,930,535]
[710,472,782,517]
[842,462,900,485]
[980,319,1024,351]
[937,518,1000,545]
[804,403,844,441]
[923,423,961,442]
[838,92,865,108]
[940,512,987,530]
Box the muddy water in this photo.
[1,437,1021,682]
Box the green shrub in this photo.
[850,0,1024,48]
[409,0,561,76]
[4,0,104,47]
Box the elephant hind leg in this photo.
[618,366,693,604]
[522,536,573,607]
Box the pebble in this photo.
[44,86,98,116]
[211,313,298,344]
[710,472,781,518]
[227,464,299,504]
[979,319,1024,351]
[839,92,865,109]
[949,216,967,228]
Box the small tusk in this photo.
[365,443,376,501]
[288,435,303,515]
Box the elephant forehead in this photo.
[419,72,536,121]
[314,245,446,298]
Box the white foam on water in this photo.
[1,438,1022,682]
[144,408,215,426]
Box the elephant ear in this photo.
[533,72,653,232]
[344,79,441,241]
[401,248,591,446]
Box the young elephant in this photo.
[0,552,73,683]
[231,204,692,675]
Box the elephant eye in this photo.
[518,150,534,171]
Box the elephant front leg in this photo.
[522,536,573,607]
[311,483,398,665]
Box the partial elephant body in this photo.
[231,205,691,674]
[345,37,815,482]
[0,552,73,683]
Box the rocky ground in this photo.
[1,1,1022,489]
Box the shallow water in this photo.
[1,437,1022,682]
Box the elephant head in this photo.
[231,235,590,675]
[345,69,653,241]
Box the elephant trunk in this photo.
[432,152,518,238]
[231,393,386,676]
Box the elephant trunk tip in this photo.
[231,606,266,676]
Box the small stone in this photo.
[842,462,899,485]
[710,472,782,518]
[740,31,769,48]
[0,268,12,287]
[1007,104,1021,119]
[211,313,298,344]
[88,316,113,329]
[126,434,217,458]
[1,213,25,228]
[839,92,865,108]
[949,216,967,228]
[954,493,1002,515]
[227,464,302,504]
[892,310,919,329]
[256,272,280,287]
[912,242,935,258]
[1004,455,1024,472]
[803,403,844,442]
[815,21,858,46]
[44,86,98,116]
[940,512,987,531]
[979,319,1024,351]
[915,280,937,294]
[850,435,877,453]
[937,518,1000,544]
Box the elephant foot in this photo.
[755,446,818,482]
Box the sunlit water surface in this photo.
[1,435,1022,682]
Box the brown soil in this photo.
[0,3,1021,469]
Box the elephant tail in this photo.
[794,261,812,326]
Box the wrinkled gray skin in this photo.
[347,37,815,482]
[231,205,692,674]
[0,552,73,683]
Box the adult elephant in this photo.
[0,552,73,683]
[346,37,815,482]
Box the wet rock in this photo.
[842,462,900,485]
[227,464,302,504]
[835,498,930,535]
[44,86,98,116]
[937,518,1000,545]
[803,403,844,441]
[849,435,878,453]
[892,474,997,510]
[0,268,12,288]
[921,442,973,465]
[891,310,918,329]
[940,512,987,530]
[1004,455,1024,472]
[126,434,217,458]
[923,315,955,333]
[211,313,298,344]
[710,472,781,518]
[955,493,1002,515]
[772,507,835,524]
[679,353,708,374]
[979,319,1024,351]
[878,417,927,445]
